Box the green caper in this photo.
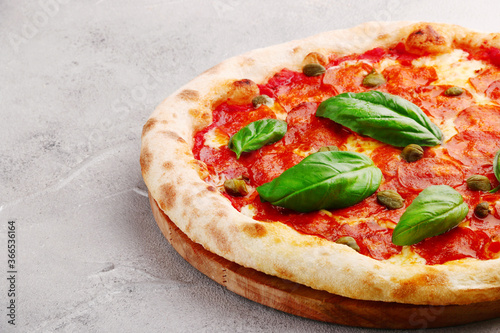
[335,236,360,252]
[252,95,274,108]
[466,175,492,191]
[318,145,339,152]
[474,202,490,218]
[444,86,464,97]
[401,144,424,163]
[362,69,386,88]
[302,63,326,77]
[377,190,405,210]
[224,178,249,196]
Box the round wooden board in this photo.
[149,194,500,329]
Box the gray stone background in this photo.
[1,0,499,332]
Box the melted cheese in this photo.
[375,58,399,72]
[269,102,287,121]
[241,204,256,218]
[293,146,316,157]
[412,49,497,106]
[204,128,229,148]
[440,117,458,143]
[343,135,384,155]
[386,246,427,265]
[412,49,484,87]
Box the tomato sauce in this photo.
[192,46,500,265]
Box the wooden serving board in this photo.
[149,195,500,329]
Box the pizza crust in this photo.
[141,21,500,305]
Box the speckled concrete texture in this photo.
[1,0,500,332]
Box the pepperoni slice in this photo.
[285,101,318,126]
[470,214,500,238]
[413,227,491,265]
[470,67,500,94]
[485,80,500,100]
[323,62,373,94]
[198,145,247,179]
[414,85,474,122]
[284,102,350,149]
[248,148,302,185]
[346,222,402,260]
[382,65,438,99]
[397,157,464,191]
[214,103,277,137]
[445,130,500,174]
[455,104,500,133]
[371,145,401,179]
[265,69,334,111]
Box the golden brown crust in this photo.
[141,22,500,305]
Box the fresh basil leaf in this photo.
[256,151,382,213]
[228,119,287,158]
[392,185,468,246]
[316,91,443,147]
[491,149,500,193]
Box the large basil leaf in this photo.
[256,151,382,213]
[392,185,468,246]
[316,91,443,147]
[491,149,500,193]
[228,119,287,158]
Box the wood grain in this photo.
[149,194,500,329]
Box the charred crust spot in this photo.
[189,159,209,179]
[189,108,212,131]
[188,108,201,118]
[162,161,174,170]
[142,118,158,137]
[184,219,193,234]
[302,52,328,66]
[405,25,450,55]
[177,89,200,101]
[160,130,187,144]
[391,272,449,300]
[140,146,153,173]
[377,33,390,41]
[233,79,256,89]
[160,130,180,140]
[242,223,268,238]
[158,183,177,210]
[227,79,259,105]
[274,266,294,280]
[182,194,193,207]
[207,185,217,192]
[199,111,211,123]
[206,223,230,254]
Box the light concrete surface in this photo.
[1,0,499,332]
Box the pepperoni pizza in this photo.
[141,22,500,306]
